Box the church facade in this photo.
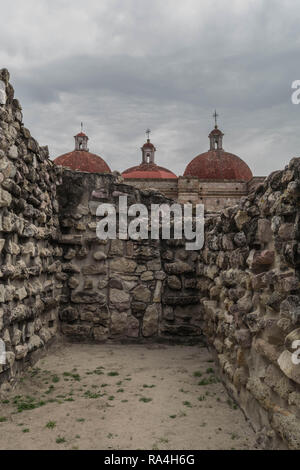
[54,122,265,212]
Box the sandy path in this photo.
[0,343,258,450]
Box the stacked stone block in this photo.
[200,159,300,449]
[0,69,62,390]
[57,170,203,342]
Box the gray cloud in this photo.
[1,0,300,176]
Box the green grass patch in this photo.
[139,397,152,403]
[198,395,206,401]
[13,395,46,413]
[183,401,192,408]
[46,421,56,429]
[84,390,101,399]
[193,371,203,377]
[63,372,81,381]
[198,376,219,386]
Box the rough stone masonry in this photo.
[0,69,300,449]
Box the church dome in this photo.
[122,132,177,179]
[184,150,252,181]
[184,120,252,181]
[123,163,177,179]
[53,130,111,174]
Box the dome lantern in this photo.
[141,129,156,164]
[209,111,224,150]
[74,123,89,151]
[53,126,111,174]
[122,130,177,179]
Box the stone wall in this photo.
[57,170,203,343]
[122,178,179,201]
[106,160,300,449]
[199,159,300,449]
[0,69,62,391]
[55,161,300,448]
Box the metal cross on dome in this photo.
[146,128,151,140]
[213,110,219,127]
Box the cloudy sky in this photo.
[1,0,300,176]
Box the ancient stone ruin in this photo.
[0,69,299,449]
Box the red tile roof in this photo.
[209,126,224,137]
[53,150,111,173]
[184,150,252,181]
[75,132,87,137]
[142,140,156,150]
[122,163,177,179]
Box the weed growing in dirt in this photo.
[193,371,203,377]
[139,397,152,403]
[46,421,56,429]
[183,401,192,408]
[198,395,206,401]
[63,372,81,381]
[198,376,219,386]
[84,391,101,399]
[13,395,46,413]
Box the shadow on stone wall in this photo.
[57,169,204,344]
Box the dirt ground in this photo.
[0,343,259,450]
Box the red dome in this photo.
[209,126,223,137]
[184,150,253,181]
[122,163,177,179]
[53,150,111,173]
[142,141,156,150]
[75,132,87,137]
